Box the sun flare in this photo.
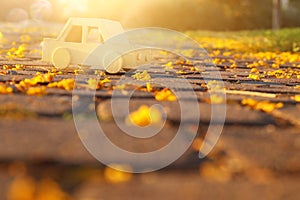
[57,0,89,14]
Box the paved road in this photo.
[0,23,300,200]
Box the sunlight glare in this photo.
[57,0,89,15]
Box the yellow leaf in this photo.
[132,70,151,81]
[35,179,69,200]
[104,165,132,184]
[12,64,24,71]
[126,105,162,127]
[87,78,98,90]
[26,86,46,96]
[87,78,111,90]
[0,84,13,94]
[229,63,237,69]
[293,95,300,102]
[248,74,262,81]
[7,176,36,200]
[146,82,152,92]
[209,94,225,104]
[250,68,259,74]
[154,88,177,101]
[207,80,223,91]
[163,61,173,69]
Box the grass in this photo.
[185,28,300,53]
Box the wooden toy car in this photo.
[42,17,150,73]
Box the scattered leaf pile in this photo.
[242,98,284,113]
[48,79,75,91]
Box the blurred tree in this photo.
[192,0,272,30]
[282,0,300,27]
[273,0,282,30]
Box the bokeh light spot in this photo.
[6,8,29,23]
[30,0,53,21]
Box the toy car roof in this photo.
[58,17,124,41]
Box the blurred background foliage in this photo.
[0,0,299,31]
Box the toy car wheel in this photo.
[105,53,123,74]
[52,48,71,69]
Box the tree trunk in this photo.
[273,0,282,30]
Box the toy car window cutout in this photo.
[87,27,103,43]
[65,25,82,43]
